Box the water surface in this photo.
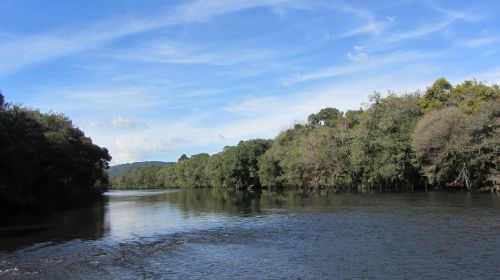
[1,189,500,279]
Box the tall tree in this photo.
[308,107,343,127]
[0,95,111,209]
[351,93,423,190]
[412,99,500,190]
[421,77,453,112]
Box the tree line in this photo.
[111,78,499,191]
[0,93,111,210]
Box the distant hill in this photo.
[108,161,172,177]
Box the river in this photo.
[1,189,500,279]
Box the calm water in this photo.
[1,189,500,279]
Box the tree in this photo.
[108,77,499,192]
[259,124,312,188]
[260,109,354,189]
[452,80,500,113]
[308,107,343,127]
[292,126,352,188]
[0,95,111,209]
[412,107,469,188]
[420,78,500,113]
[421,77,453,112]
[412,99,500,190]
[344,109,363,128]
[466,99,500,190]
[351,93,423,190]
[178,154,189,162]
[156,164,179,188]
[218,140,272,189]
[0,92,4,110]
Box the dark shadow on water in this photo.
[0,197,110,252]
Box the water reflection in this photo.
[0,199,109,252]
[1,189,500,279]
[2,189,500,252]
[0,189,345,251]
[161,188,359,215]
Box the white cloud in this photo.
[342,20,391,37]
[384,19,455,44]
[110,40,275,66]
[454,67,500,84]
[169,0,289,23]
[272,5,287,18]
[108,117,147,129]
[347,52,370,63]
[335,3,393,38]
[353,45,364,51]
[212,70,435,140]
[28,87,163,114]
[426,2,484,22]
[380,8,482,46]
[113,136,190,164]
[223,96,276,115]
[456,37,499,48]
[185,89,221,97]
[283,51,437,85]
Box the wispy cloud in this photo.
[283,51,437,85]
[28,86,164,114]
[109,40,275,66]
[383,19,455,44]
[426,1,484,22]
[380,5,483,45]
[3,0,499,165]
[106,117,147,129]
[347,52,370,63]
[456,37,499,48]
[168,0,289,23]
[208,68,438,141]
[184,89,221,97]
[223,96,276,115]
[83,59,500,164]
[342,20,392,38]
[113,136,190,163]
[333,2,394,38]
[0,0,289,76]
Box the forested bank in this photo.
[111,78,500,191]
[0,93,111,210]
[108,161,172,177]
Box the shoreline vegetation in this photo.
[0,93,111,210]
[111,78,499,192]
[0,77,498,212]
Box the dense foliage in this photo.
[108,161,171,177]
[0,93,112,209]
[111,78,499,191]
[112,140,272,189]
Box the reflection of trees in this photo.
[162,188,354,215]
[159,188,260,214]
[0,198,109,252]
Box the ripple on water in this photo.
[1,190,500,279]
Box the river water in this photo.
[1,189,500,279]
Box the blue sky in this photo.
[1,0,500,164]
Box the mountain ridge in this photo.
[108,161,172,177]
